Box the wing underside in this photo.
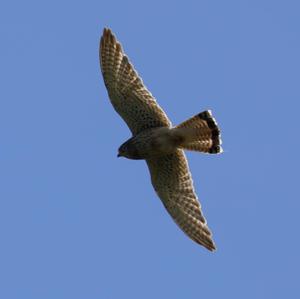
[146,150,216,251]
[100,28,171,135]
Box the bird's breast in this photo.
[131,127,178,159]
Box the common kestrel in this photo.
[99,28,222,251]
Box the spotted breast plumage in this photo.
[99,28,223,251]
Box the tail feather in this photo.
[174,110,223,154]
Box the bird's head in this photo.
[117,142,129,158]
[118,139,142,160]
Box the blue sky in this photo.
[1,0,300,298]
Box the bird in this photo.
[99,28,222,251]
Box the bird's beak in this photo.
[117,153,121,158]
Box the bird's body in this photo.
[118,127,184,160]
[99,28,223,251]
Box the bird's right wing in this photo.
[146,149,216,251]
[100,28,171,135]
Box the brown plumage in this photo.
[99,28,223,251]
[175,110,223,154]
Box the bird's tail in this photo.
[172,110,223,154]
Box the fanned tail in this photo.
[173,110,223,154]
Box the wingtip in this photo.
[209,243,217,252]
[195,226,217,251]
[190,228,217,252]
[101,27,119,46]
[103,27,110,34]
[102,27,113,37]
[202,239,217,252]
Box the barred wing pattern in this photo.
[146,150,216,251]
[100,28,171,135]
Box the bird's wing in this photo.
[100,28,171,135]
[146,150,216,251]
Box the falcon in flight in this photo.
[99,28,222,251]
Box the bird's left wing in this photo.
[146,150,216,251]
[100,28,171,135]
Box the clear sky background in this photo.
[1,0,299,298]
